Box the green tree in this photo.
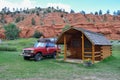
[31,18,36,25]
[4,23,20,40]
[99,10,102,15]
[113,11,117,16]
[36,11,39,16]
[70,9,75,13]
[95,11,98,15]
[0,14,5,24]
[80,10,86,15]
[117,10,120,15]
[106,10,110,14]
[15,16,21,23]
[62,25,71,32]
[33,31,43,38]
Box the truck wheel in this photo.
[24,56,30,60]
[52,52,56,59]
[34,53,42,61]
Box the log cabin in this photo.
[56,27,112,63]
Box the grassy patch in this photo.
[111,40,120,51]
[0,38,37,51]
[0,39,120,80]
[0,45,17,51]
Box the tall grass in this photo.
[0,45,17,51]
[0,38,37,51]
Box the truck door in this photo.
[46,43,56,54]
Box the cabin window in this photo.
[71,39,81,48]
[84,40,92,48]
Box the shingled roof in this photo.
[56,27,111,45]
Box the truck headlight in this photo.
[30,50,34,53]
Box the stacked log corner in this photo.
[100,46,112,59]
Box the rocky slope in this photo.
[0,12,120,40]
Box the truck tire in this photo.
[52,52,56,59]
[34,53,42,61]
[24,56,30,60]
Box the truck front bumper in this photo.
[21,53,34,57]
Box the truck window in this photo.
[34,42,46,47]
[46,43,55,47]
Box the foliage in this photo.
[106,9,110,14]
[0,46,16,51]
[4,23,20,40]
[15,16,21,23]
[0,38,37,51]
[70,9,75,13]
[117,10,120,15]
[62,25,71,32]
[95,11,98,15]
[80,10,86,15]
[99,10,102,15]
[0,14,6,24]
[31,18,36,25]
[36,11,39,16]
[33,30,43,38]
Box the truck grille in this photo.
[24,50,31,53]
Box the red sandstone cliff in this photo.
[0,12,120,40]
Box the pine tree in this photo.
[70,9,75,13]
[117,10,120,15]
[15,16,21,23]
[113,11,117,16]
[106,10,110,14]
[99,10,102,15]
[95,11,98,15]
[80,10,86,15]
[31,18,36,25]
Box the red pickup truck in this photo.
[22,38,60,61]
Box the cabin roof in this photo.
[56,27,111,45]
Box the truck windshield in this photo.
[34,42,46,48]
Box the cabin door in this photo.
[71,39,82,59]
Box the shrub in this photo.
[62,25,71,32]
[33,31,43,38]
[31,18,36,25]
[0,46,17,51]
[15,16,21,23]
[4,23,20,40]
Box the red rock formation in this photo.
[0,12,120,40]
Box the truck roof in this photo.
[38,38,57,43]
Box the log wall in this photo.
[101,46,112,59]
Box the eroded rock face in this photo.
[0,12,120,40]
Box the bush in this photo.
[33,31,43,38]
[62,25,71,32]
[15,16,21,23]
[0,46,17,51]
[31,18,36,25]
[4,23,20,40]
